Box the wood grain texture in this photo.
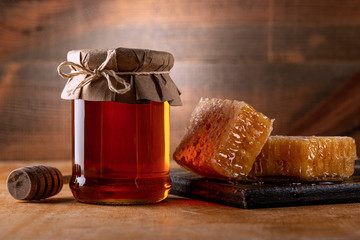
[271,25,360,62]
[1,161,360,239]
[2,0,360,62]
[1,0,360,160]
[289,71,360,136]
[272,0,360,25]
[0,62,71,160]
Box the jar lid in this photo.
[57,47,182,106]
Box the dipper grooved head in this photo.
[7,165,64,200]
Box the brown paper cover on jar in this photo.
[59,47,182,106]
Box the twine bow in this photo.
[57,49,170,95]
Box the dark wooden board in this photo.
[170,162,360,209]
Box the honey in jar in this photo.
[58,47,181,204]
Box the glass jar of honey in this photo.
[58,48,181,204]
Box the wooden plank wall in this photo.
[0,0,359,161]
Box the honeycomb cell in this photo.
[251,136,358,181]
[173,98,273,180]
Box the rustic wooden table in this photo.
[1,160,360,240]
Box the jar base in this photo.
[70,175,171,205]
[74,196,168,205]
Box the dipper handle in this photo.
[7,165,70,200]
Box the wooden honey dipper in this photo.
[7,165,71,200]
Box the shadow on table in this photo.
[15,195,219,207]
[17,197,76,205]
[156,195,220,207]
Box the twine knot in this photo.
[93,68,101,77]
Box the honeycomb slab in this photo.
[173,98,273,180]
[251,136,358,180]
